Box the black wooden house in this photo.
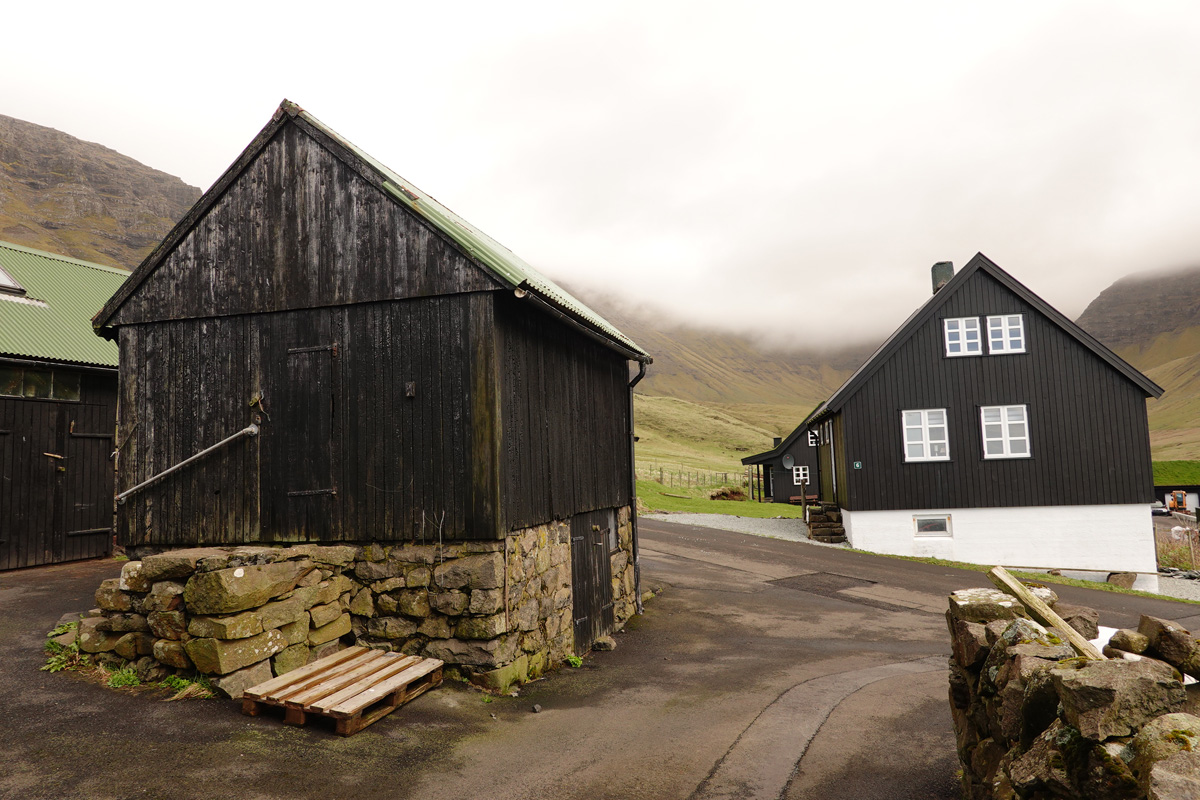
[92,101,650,658]
[801,254,1162,588]
[741,414,820,504]
[1,241,128,569]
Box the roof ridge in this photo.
[0,239,131,276]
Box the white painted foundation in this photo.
[841,504,1159,593]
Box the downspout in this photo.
[629,360,648,615]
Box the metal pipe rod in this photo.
[117,423,259,504]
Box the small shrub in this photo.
[106,665,141,689]
[566,655,583,668]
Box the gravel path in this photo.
[1156,576,1200,603]
[640,512,848,548]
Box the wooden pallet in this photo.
[241,645,443,736]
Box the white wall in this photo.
[842,504,1158,592]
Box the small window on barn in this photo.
[0,367,81,401]
[987,314,1026,354]
[52,371,81,401]
[0,262,24,295]
[914,515,952,537]
[902,409,950,462]
[807,430,818,447]
[943,317,981,357]
[981,405,1030,458]
[0,366,22,396]
[792,465,810,484]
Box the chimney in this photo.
[932,261,954,293]
[773,437,782,447]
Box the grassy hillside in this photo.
[1153,461,1200,485]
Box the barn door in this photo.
[60,409,115,563]
[571,508,615,654]
[265,310,340,541]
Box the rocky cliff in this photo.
[0,113,200,270]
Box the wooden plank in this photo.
[242,646,369,699]
[987,566,1105,660]
[306,654,421,713]
[326,658,442,717]
[281,650,398,707]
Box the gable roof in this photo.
[741,403,823,465]
[0,240,126,368]
[810,252,1162,423]
[94,100,649,363]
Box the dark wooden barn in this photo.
[1,240,128,569]
[92,100,651,657]
[803,254,1162,588]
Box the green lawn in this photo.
[636,479,807,518]
[1153,460,1200,485]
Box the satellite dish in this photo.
[782,454,795,469]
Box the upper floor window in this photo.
[807,430,818,447]
[981,405,1029,458]
[987,314,1025,354]
[792,465,810,484]
[902,408,949,462]
[0,366,81,401]
[944,317,982,357]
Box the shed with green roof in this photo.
[92,101,650,662]
[1,240,127,568]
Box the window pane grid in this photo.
[901,408,950,462]
[944,317,981,357]
[987,314,1026,354]
[792,465,809,484]
[981,405,1030,458]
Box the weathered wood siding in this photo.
[107,120,501,327]
[496,295,632,531]
[117,294,501,547]
[838,269,1155,511]
[0,370,115,569]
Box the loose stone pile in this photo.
[72,509,637,698]
[807,503,846,544]
[948,587,1200,799]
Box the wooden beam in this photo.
[987,566,1105,661]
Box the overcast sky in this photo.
[4,1,1199,347]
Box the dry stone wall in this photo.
[948,587,1200,799]
[73,506,637,697]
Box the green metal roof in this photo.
[291,104,649,360]
[0,240,127,367]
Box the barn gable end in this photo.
[102,119,503,327]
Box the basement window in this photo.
[914,515,952,537]
[0,367,81,401]
[902,408,950,462]
[943,317,982,357]
[987,314,1026,354]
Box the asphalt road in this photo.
[2,518,1198,800]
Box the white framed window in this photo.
[943,317,982,357]
[0,263,24,295]
[902,409,950,462]
[914,515,952,537]
[981,405,1030,458]
[987,314,1025,354]
[793,465,810,484]
[807,430,818,447]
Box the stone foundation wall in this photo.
[948,587,1200,799]
[73,506,637,697]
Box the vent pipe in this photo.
[932,261,954,293]
[773,437,782,447]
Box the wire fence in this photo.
[635,464,747,490]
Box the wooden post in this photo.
[987,566,1105,660]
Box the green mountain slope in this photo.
[0,113,200,270]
